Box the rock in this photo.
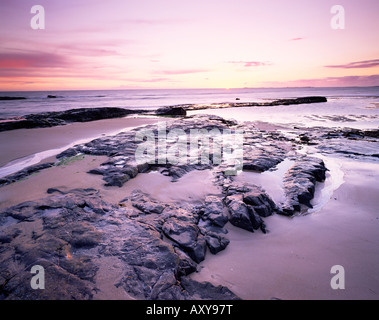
[223,183,276,233]
[162,218,206,263]
[122,190,165,214]
[0,96,27,100]
[272,96,327,105]
[281,156,328,215]
[0,188,239,300]
[363,129,379,138]
[180,277,241,300]
[0,162,55,187]
[47,95,57,98]
[64,222,103,249]
[247,206,264,229]
[198,195,228,228]
[243,145,286,173]
[225,194,255,232]
[174,248,198,277]
[155,106,187,116]
[103,171,131,187]
[0,112,343,300]
[180,96,327,112]
[0,107,149,132]
[1,259,94,300]
[56,148,79,159]
[205,232,230,254]
[0,96,327,132]
[242,186,278,217]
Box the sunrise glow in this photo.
[1,0,379,91]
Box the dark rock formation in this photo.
[0,107,148,132]
[155,106,187,116]
[0,96,327,132]
[281,156,328,215]
[0,113,340,300]
[271,96,327,105]
[243,187,278,218]
[0,97,27,100]
[225,193,256,232]
[224,184,276,234]
[162,217,207,263]
[182,96,327,111]
[0,188,239,300]
[0,162,55,187]
[197,195,228,228]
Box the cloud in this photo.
[0,51,69,69]
[130,77,171,83]
[325,59,379,69]
[262,75,379,87]
[154,69,210,75]
[228,61,271,67]
[290,37,304,41]
[125,19,179,25]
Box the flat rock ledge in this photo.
[0,107,148,132]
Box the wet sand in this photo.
[190,158,379,300]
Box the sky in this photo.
[0,0,379,91]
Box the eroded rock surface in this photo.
[0,113,343,300]
[0,188,239,300]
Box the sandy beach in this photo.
[0,115,162,168]
[191,158,379,300]
[1,111,378,300]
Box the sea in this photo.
[1,87,379,129]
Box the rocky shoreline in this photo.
[1,109,378,300]
[0,113,328,300]
[0,96,327,132]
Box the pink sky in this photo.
[0,0,379,90]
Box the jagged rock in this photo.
[242,186,278,217]
[1,113,340,300]
[242,143,286,173]
[205,232,230,254]
[198,195,228,228]
[0,188,239,300]
[162,217,207,263]
[223,184,276,233]
[174,248,198,277]
[225,194,255,232]
[281,156,328,215]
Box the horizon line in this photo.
[1,85,379,93]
